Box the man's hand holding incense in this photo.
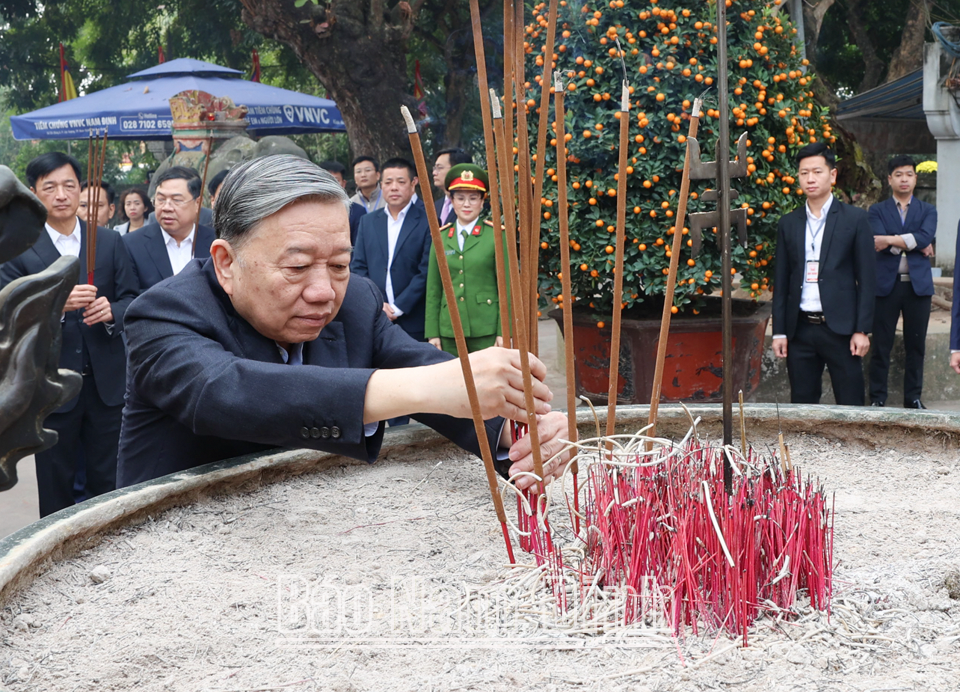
[503,411,575,493]
[83,296,113,326]
[63,284,97,313]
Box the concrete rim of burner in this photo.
[2,404,958,604]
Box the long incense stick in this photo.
[529,0,559,354]
[87,130,108,285]
[554,72,580,531]
[491,93,545,484]
[647,98,703,441]
[511,2,537,349]
[85,132,94,283]
[502,0,514,184]
[492,88,524,345]
[400,106,515,564]
[195,136,213,257]
[468,0,511,344]
[604,83,630,442]
[514,75,536,348]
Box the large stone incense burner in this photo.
[1,405,958,691]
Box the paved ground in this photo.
[3,319,958,540]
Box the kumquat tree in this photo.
[526,0,834,316]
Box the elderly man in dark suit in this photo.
[116,155,569,491]
[123,166,217,292]
[772,142,876,405]
[0,152,138,516]
[868,155,937,409]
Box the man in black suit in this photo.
[0,152,138,516]
[771,142,875,405]
[351,157,432,343]
[123,166,216,292]
[868,155,937,409]
[116,155,569,492]
[432,148,472,226]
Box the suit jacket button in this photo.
[321,426,331,438]
[459,255,463,260]
[300,427,311,439]
[331,426,342,439]
[459,269,463,274]
[487,299,492,304]
[459,296,464,302]
[459,283,464,288]
[310,427,321,439]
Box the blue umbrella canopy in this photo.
[10,58,345,140]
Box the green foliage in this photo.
[816,0,960,93]
[0,0,311,113]
[525,0,832,316]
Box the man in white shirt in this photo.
[0,152,138,516]
[771,142,875,405]
[122,167,217,292]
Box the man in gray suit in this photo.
[116,155,569,490]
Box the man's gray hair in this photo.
[214,154,350,245]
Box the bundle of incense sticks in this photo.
[85,130,108,285]
[572,436,833,645]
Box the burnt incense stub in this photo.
[0,166,82,492]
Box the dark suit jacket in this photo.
[868,197,936,297]
[350,202,432,340]
[122,222,216,292]
[952,220,960,351]
[435,196,455,226]
[772,198,876,340]
[0,220,139,410]
[116,259,505,487]
[348,202,365,246]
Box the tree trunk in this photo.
[238,0,422,162]
[801,0,838,66]
[845,0,885,92]
[441,67,470,148]
[887,0,930,82]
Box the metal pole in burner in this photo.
[715,0,734,494]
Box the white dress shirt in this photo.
[46,218,82,258]
[456,217,481,251]
[161,225,196,276]
[798,194,834,314]
[384,199,416,317]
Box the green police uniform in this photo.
[424,216,512,355]
[425,163,511,356]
